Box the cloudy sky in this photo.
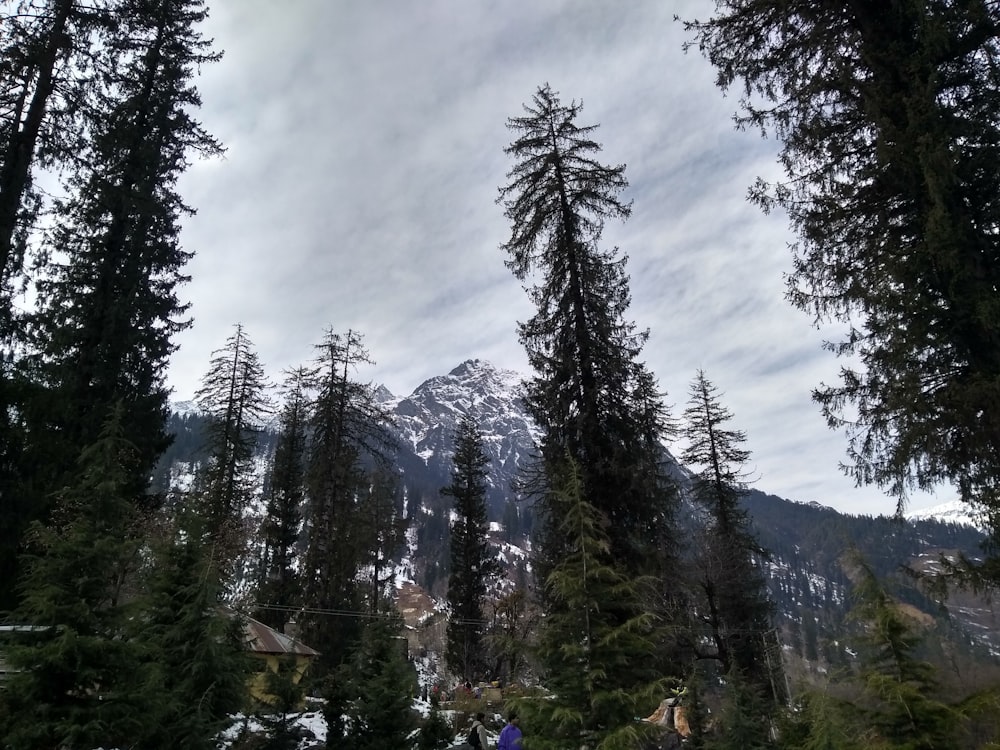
[170,0,944,517]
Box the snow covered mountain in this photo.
[904,499,987,531]
[379,361,997,661]
[162,359,999,665]
[381,359,541,511]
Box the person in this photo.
[497,711,522,750]
[470,711,489,750]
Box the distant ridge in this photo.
[904,498,985,531]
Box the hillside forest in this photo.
[2,1,1000,749]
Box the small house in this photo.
[240,616,319,705]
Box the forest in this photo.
[2,1,1000,749]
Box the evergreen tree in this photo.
[330,612,416,750]
[776,689,857,750]
[498,84,677,581]
[137,507,249,750]
[24,0,219,490]
[300,328,395,671]
[443,413,501,682]
[359,465,406,615]
[525,456,668,750]
[3,0,220,612]
[194,322,270,563]
[703,666,774,750]
[256,366,311,629]
[681,371,777,704]
[485,587,533,685]
[684,2,1000,558]
[0,405,151,749]
[847,553,961,749]
[498,85,683,728]
[0,0,107,298]
[417,694,454,750]
[256,656,308,750]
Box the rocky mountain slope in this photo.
[160,359,1000,675]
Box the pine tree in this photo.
[300,328,396,671]
[684,2,1000,556]
[703,666,774,750]
[358,466,406,615]
[417,694,454,750]
[681,371,777,703]
[24,0,219,485]
[498,84,677,581]
[0,0,106,299]
[136,507,249,750]
[330,612,416,750]
[0,4,88,539]
[0,404,151,749]
[847,553,961,749]
[443,413,501,682]
[776,689,857,750]
[256,366,311,629]
[499,86,683,724]
[525,456,668,750]
[2,0,220,612]
[194,322,270,563]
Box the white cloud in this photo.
[170,0,942,516]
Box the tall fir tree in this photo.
[300,328,396,672]
[0,0,109,301]
[498,83,683,726]
[194,322,270,566]
[847,553,961,749]
[498,84,678,581]
[417,694,454,750]
[443,413,501,682]
[136,507,250,750]
[684,2,1000,566]
[4,0,220,609]
[358,465,406,615]
[0,405,151,749]
[255,366,311,629]
[681,371,779,707]
[24,0,219,489]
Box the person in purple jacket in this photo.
[497,712,522,750]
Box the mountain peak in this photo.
[448,358,490,376]
[904,499,985,530]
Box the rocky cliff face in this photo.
[382,359,541,511]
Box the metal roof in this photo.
[242,617,319,657]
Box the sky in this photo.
[169,0,945,517]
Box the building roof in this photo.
[242,616,319,657]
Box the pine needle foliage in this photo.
[195,322,271,552]
[684,1,1000,558]
[300,328,397,672]
[498,83,679,582]
[256,366,311,629]
[0,0,106,298]
[444,413,502,682]
[703,666,775,750]
[846,552,962,749]
[681,371,778,703]
[331,611,417,750]
[777,689,858,750]
[527,456,669,750]
[0,404,150,749]
[4,0,221,610]
[137,508,250,750]
[417,694,454,750]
